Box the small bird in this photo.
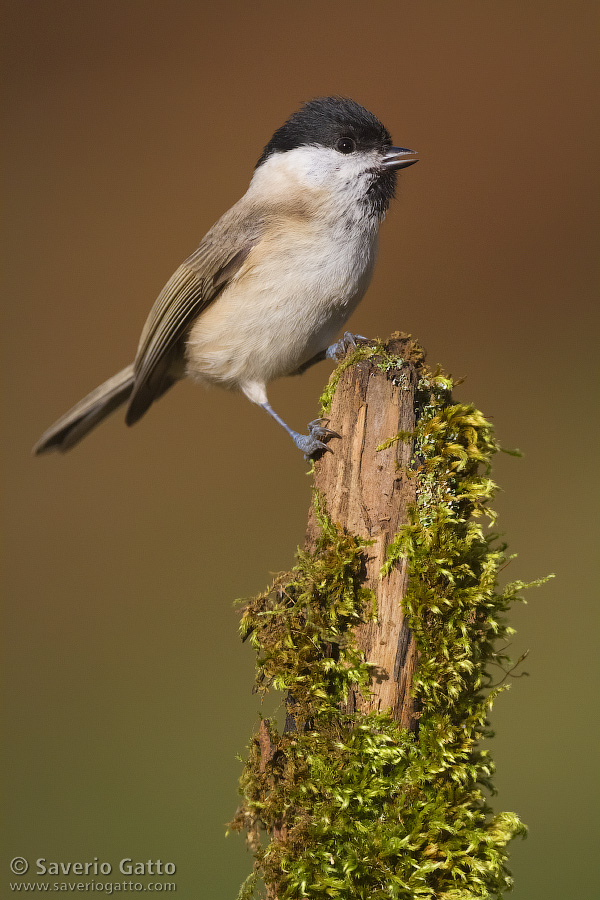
[34,97,417,458]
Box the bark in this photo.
[305,334,422,731]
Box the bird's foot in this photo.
[292,418,341,459]
[325,331,370,361]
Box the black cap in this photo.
[256,97,392,168]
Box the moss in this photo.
[319,344,380,415]
[319,331,425,416]
[232,353,547,900]
[236,492,375,729]
[376,430,415,452]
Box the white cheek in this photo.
[250,146,377,195]
[295,147,345,187]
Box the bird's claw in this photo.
[293,418,341,459]
[326,331,370,361]
[307,418,341,440]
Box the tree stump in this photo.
[235,332,529,900]
[305,334,423,731]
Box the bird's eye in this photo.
[336,137,356,154]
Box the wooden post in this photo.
[304,334,422,731]
[237,334,528,899]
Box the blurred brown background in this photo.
[2,2,598,897]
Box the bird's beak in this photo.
[381,146,419,170]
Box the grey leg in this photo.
[260,402,340,458]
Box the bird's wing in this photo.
[126,210,261,426]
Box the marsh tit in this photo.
[34,97,417,458]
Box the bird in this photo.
[33,97,418,458]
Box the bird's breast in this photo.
[185,217,378,389]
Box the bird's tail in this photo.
[33,364,136,455]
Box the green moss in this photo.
[237,492,375,728]
[319,332,425,415]
[319,343,382,415]
[376,430,415,452]
[232,354,546,900]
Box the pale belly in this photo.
[184,228,377,403]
